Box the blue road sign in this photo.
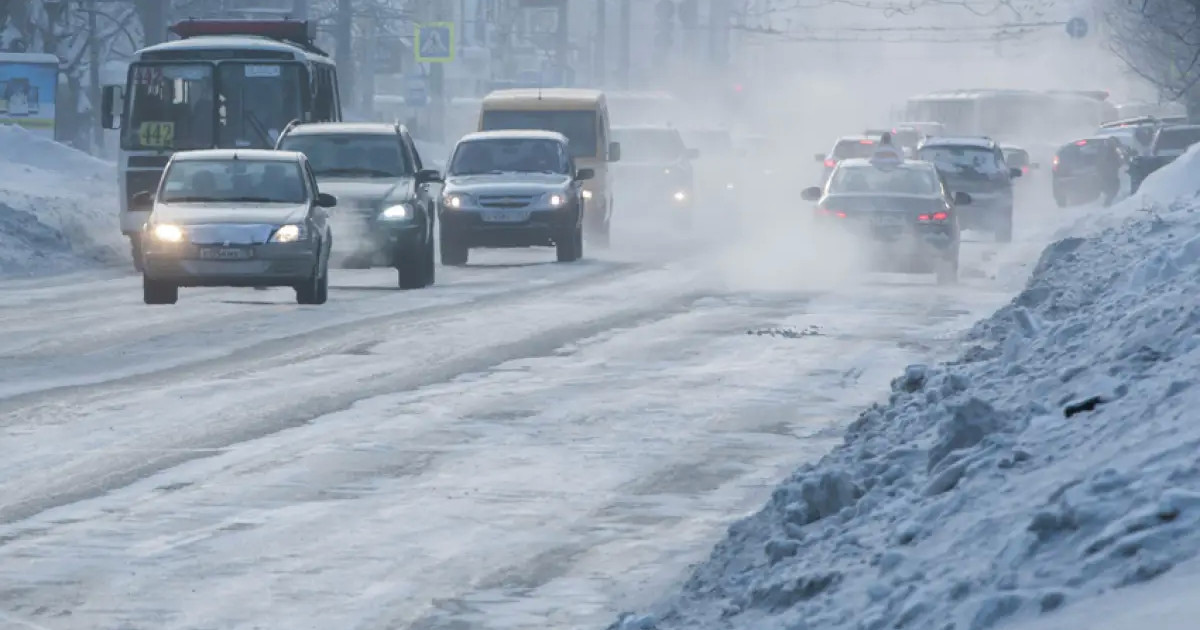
[1066,17,1088,39]
[405,75,428,107]
[415,22,454,63]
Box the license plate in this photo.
[869,214,905,227]
[198,247,252,260]
[481,210,530,223]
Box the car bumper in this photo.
[817,218,957,251]
[143,242,319,287]
[442,209,579,247]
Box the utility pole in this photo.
[335,0,354,115]
[595,0,606,86]
[88,0,102,151]
[618,0,631,88]
[556,0,569,86]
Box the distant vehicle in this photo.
[916,136,1021,242]
[478,88,619,247]
[903,89,1116,141]
[100,19,342,271]
[800,152,970,284]
[275,121,442,289]
[138,149,335,305]
[611,125,699,226]
[438,130,593,265]
[1000,144,1038,177]
[1051,137,1126,207]
[815,136,879,182]
[682,126,738,204]
[896,121,945,138]
[1129,124,1200,193]
[867,126,925,157]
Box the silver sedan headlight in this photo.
[270,224,306,243]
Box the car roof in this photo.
[919,136,996,149]
[835,135,877,143]
[836,158,935,171]
[1158,124,1200,132]
[283,122,404,136]
[171,148,302,162]
[458,129,568,143]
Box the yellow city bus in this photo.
[478,88,621,246]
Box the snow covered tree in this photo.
[1106,0,1200,121]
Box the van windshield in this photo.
[481,110,598,158]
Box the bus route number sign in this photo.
[138,121,175,148]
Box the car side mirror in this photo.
[316,192,337,208]
[814,153,826,162]
[954,191,972,205]
[416,168,443,185]
[608,141,621,162]
[801,186,822,201]
[1009,167,1023,179]
[576,168,595,181]
[101,85,122,130]
[686,148,700,159]
[131,190,154,210]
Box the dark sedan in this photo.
[140,149,334,305]
[801,157,971,284]
[275,122,441,289]
[439,130,592,265]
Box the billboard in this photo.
[0,53,59,138]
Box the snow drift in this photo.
[613,146,1200,630]
[0,125,125,275]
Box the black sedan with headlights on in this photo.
[439,130,592,265]
[275,122,441,289]
[139,149,335,305]
[800,155,971,285]
[611,125,698,226]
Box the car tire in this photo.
[994,210,1013,243]
[143,277,177,304]
[130,235,144,273]
[440,233,469,266]
[296,262,328,305]
[556,225,582,263]
[396,246,428,289]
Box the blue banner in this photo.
[0,59,58,138]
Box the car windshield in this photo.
[159,159,306,204]
[448,138,569,176]
[278,134,413,178]
[829,165,939,195]
[918,146,1001,176]
[1156,127,1200,152]
[1058,142,1101,166]
[612,128,686,161]
[480,110,597,158]
[833,140,877,160]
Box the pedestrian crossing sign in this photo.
[415,22,455,63]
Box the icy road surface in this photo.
[0,206,1073,629]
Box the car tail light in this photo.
[918,211,949,222]
[820,208,847,218]
[1075,140,1088,146]
[1021,166,1030,175]
[824,159,836,168]
[859,139,876,145]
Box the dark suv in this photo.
[916,136,1021,242]
[275,122,442,289]
[1051,137,1127,207]
[611,125,699,224]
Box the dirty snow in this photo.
[0,124,125,275]
[613,146,1200,630]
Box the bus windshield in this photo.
[124,61,304,151]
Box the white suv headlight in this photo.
[443,193,470,209]
[152,224,184,242]
[270,224,306,243]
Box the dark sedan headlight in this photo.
[379,202,415,220]
[269,224,306,243]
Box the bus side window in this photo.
[313,66,332,122]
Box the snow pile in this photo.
[613,147,1200,630]
[0,125,125,275]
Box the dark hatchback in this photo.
[916,137,1020,242]
[439,130,593,265]
[275,122,441,289]
[801,158,971,284]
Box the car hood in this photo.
[443,173,570,195]
[151,202,308,226]
[315,177,415,204]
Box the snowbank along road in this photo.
[0,181,1080,628]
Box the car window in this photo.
[918,145,1002,175]
[160,159,306,203]
[448,138,570,175]
[828,165,939,195]
[277,133,413,178]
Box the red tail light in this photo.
[858,139,876,145]
[820,208,847,218]
[824,159,836,168]
[1075,140,1088,146]
[1021,166,1030,175]
[918,211,949,222]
